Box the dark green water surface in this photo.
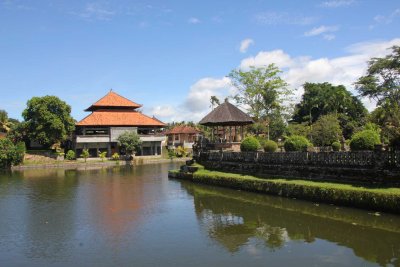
[0,163,399,267]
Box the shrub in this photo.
[350,130,381,151]
[81,149,90,162]
[0,139,25,168]
[176,146,188,157]
[263,140,278,152]
[331,141,341,151]
[168,149,176,159]
[112,153,120,160]
[99,151,107,162]
[284,135,312,152]
[65,150,76,160]
[240,136,261,152]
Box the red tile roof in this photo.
[76,110,165,127]
[85,91,142,111]
[165,125,202,135]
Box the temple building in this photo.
[165,125,202,150]
[74,90,166,157]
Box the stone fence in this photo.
[195,151,400,185]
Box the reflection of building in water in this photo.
[181,181,400,266]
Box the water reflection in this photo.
[181,181,400,266]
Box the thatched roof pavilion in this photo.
[199,100,253,145]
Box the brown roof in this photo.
[199,100,254,126]
[85,91,142,111]
[165,125,202,135]
[76,110,165,127]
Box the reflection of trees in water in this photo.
[181,181,400,266]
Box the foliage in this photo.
[263,140,278,152]
[7,121,28,144]
[240,136,261,152]
[0,110,13,133]
[112,153,120,160]
[369,102,400,144]
[287,123,311,139]
[116,131,142,155]
[99,151,107,162]
[65,150,76,160]
[22,96,75,148]
[292,82,367,139]
[168,149,176,159]
[229,64,291,121]
[350,130,381,151]
[309,114,342,147]
[356,46,400,107]
[0,139,25,168]
[175,146,188,157]
[210,95,220,109]
[331,141,341,151]
[80,149,90,162]
[190,168,400,214]
[284,135,312,152]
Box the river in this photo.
[0,163,399,267]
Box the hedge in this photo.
[284,135,312,152]
[240,136,261,152]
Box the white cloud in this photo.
[150,105,176,118]
[304,25,338,37]
[323,34,336,41]
[239,39,254,53]
[320,0,355,8]
[374,9,400,24]
[73,2,115,21]
[188,17,201,24]
[239,38,400,110]
[254,12,316,26]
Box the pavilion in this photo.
[199,99,254,151]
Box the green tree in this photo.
[310,114,342,147]
[0,110,13,133]
[81,149,90,162]
[292,82,367,139]
[22,96,75,148]
[99,151,107,162]
[116,131,142,156]
[355,46,400,106]
[0,138,25,169]
[229,64,291,121]
[210,96,220,110]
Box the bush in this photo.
[350,130,381,151]
[0,139,25,168]
[168,149,176,159]
[99,151,107,162]
[331,141,341,151]
[112,153,120,160]
[65,150,76,160]
[284,135,312,152]
[176,146,188,157]
[240,136,261,152]
[81,149,90,162]
[263,140,278,152]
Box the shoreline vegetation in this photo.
[169,164,400,214]
[12,156,190,170]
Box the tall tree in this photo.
[22,96,75,148]
[0,110,13,133]
[229,64,291,121]
[356,46,400,106]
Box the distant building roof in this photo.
[165,125,202,135]
[76,110,165,127]
[199,100,254,126]
[85,91,142,111]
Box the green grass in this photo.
[170,165,400,214]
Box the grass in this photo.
[169,164,400,214]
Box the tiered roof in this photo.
[76,91,165,127]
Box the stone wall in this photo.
[196,151,400,185]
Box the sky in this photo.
[1,0,400,123]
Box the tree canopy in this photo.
[116,131,142,155]
[22,96,75,148]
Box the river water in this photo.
[0,163,399,267]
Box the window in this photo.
[174,134,179,141]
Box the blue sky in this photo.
[1,0,399,123]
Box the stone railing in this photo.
[196,151,400,184]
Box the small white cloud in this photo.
[239,39,254,53]
[373,9,400,24]
[73,2,115,21]
[323,34,336,41]
[304,25,338,37]
[320,0,355,8]
[188,17,201,24]
[240,49,295,69]
[151,105,177,118]
[254,12,316,26]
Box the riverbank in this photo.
[12,157,190,170]
[169,164,400,214]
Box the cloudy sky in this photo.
[1,0,399,122]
